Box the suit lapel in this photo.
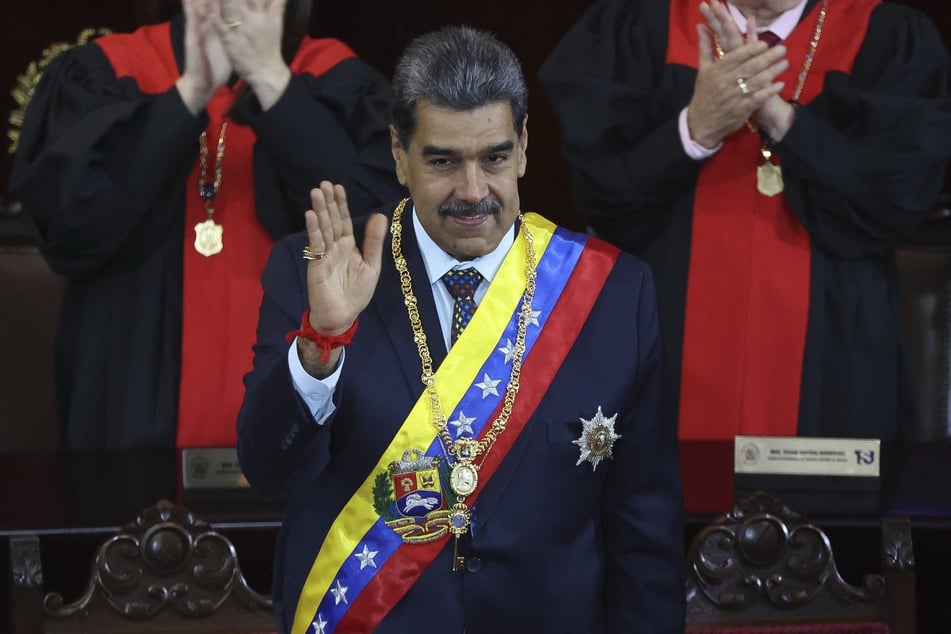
[370,203,447,397]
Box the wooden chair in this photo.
[686,490,916,634]
[10,500,277,633]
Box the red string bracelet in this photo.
[286,309,359,364]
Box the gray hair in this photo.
[391,26,528,148]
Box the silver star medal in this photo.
[572,406,621,471]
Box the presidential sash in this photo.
[292,213,619,634]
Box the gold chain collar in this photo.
[390,198,537,463]
[390,199,538,562]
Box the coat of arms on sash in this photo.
[373,449,456,543]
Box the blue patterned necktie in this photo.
[441,268,484,346]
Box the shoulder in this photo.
[852,2,950,86]
[541,0,670,84]
[865,2,948,51]
[547,222,656,288]
[93,23,174,73]
[291,37,358,76]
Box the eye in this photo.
[427,157,454,168]
[484,153,509,164]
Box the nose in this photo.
[455,163,488,203]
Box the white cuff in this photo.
[287,338,343,425]
[678,107,721,160]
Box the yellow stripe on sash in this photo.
[292,213,556,634]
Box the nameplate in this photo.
[735,436,880,477]
[181,447,250,490]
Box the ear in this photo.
[516,115,528,178]
[390,125,408,186]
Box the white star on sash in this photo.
[330,579,349,605]
[528,309,541,327]
[354,544,379,569]
[312,615,328,634]
[449,412,476,437]
[474,373,501,398]
[497,338,515,364]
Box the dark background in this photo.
[3,0,945,231]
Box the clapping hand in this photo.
[216,0,292,110]
[686,1,789,147]
[177,0,232,114]
[694,0,797,142]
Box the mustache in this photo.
[438,197,502,218]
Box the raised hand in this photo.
[176,0,232,115]
[297,182,388,376]
[216,0,291,110]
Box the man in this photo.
[9,0,402,449]
[540,0,951,441]
[238,26,684,634]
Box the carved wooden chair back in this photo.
[11,499,277,633]
[685,490,916,634]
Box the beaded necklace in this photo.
[194,122,227,256]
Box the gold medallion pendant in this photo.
[757,148,784,197]
[194,217,223,256]
[757,161,784,197]
[449,463,478,496]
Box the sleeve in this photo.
[8,43,204,279]
[603,259,685,632]
[236,233,333,497]
[244,57,406,241]
[778,4,951,258]
[538,0,704,248]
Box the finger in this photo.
[317,181,345,242]
[333,184,355,240]
[739,49,789,86]
[310,186,335,251]
[220,0,239,17]
[727,41,783,78]
[754,81,785,103]
[697,24,714,68]
[746,15,759,45]
[699,2,727,47]
[362,213,390,275]
[304,209,328,259]
[708,0,743,51]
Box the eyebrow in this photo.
[421,141,516,158]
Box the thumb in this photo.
[362,213,390,274]
[697,24,714,68]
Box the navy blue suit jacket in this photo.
[237,205,685,633]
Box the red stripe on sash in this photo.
[668,0,878,440]
[336,238,620,631]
